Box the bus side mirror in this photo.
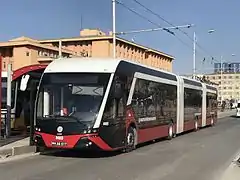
[20,74,30,91]
[113,82,123,99]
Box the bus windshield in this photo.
[36,73,111,127]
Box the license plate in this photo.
[51,142,67,146]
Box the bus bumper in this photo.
[34,132,114,151]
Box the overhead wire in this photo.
[131,0,219,64]
[116,0,194,50]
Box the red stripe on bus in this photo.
[183,120,195,131]
[36,132,83,148]
[137,124,170,144]
[88,136,114,151]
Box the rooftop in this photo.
[39,29,174,60]
[0,36,74,54]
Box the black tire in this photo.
[210,116,215,126]
[125,127,137,153]
[167,123,174,140]
[194,120,199,131]
[36,146,47,153]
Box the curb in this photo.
[0,145,36,160]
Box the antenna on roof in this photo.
[80,15,83,30]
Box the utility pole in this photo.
[6,63,12,138]
[220,55,223,103]
[112,0,116,58]
[59,40,62,58]
[193,31,196,79]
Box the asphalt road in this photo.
[1,116,240,180]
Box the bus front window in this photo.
[36,73,111,127]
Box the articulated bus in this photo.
[34,58,217,152]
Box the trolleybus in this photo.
[34,58,217,152]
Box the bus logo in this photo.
[57,126,63,133]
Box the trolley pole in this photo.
[6,63,12,138]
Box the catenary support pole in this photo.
[112,0,116,58]
[6,63,11,138]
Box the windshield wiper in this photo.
[41,114,86,126]
[57,115,87,126]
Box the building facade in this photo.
[214,62,240,73]
[0,29,174,72]
[0,36,74,71]
[205,73,240,101]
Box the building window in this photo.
[26,52,30,56]
[3,62,6,69]
[229,76,232,79]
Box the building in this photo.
[183,72,240,102]
[0,29,174,72]
[214,62,240,73]
[205,73,240,101]
[0,36,74,71]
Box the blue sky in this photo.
[0,0,239,74]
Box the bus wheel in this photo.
[167,123,174,140]
[194,120,199,131]
[210,117,215,126]
[36,146,46,153]
[125,127,136,152]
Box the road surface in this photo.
[0,116,240,180]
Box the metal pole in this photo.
[193,31,196,79]
[59,40,62,58]
[29,81,35,146]
[0,56,2,138]
[220,55,223,103]
[6,63,11,138]
[112,0,116,58]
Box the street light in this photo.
[193,29,216,79]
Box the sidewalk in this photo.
[0,137,35,159]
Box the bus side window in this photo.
[102,75,131,120]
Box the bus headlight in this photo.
[35,127,41,132]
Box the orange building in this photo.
[0,29,174,72]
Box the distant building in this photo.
[205,73,240,101]
[214,62,240,73]
[0,29,174,72]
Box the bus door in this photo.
[16,71,43,135]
